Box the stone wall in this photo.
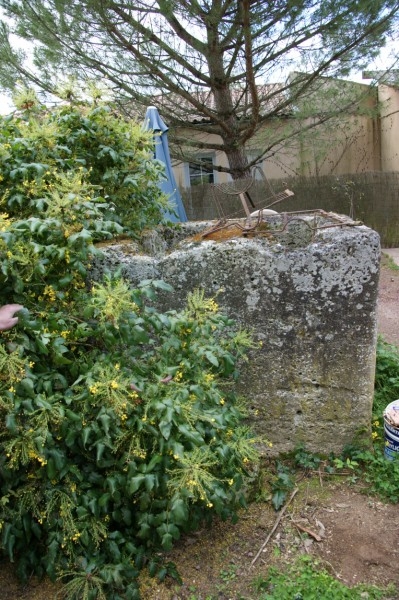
[92,213,380,455]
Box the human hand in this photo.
[0,304,24,331]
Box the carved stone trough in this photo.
[92,212,380,455]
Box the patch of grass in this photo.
[253,555,395,599]
[260,448,360,513]
[354,448,399,502]
[219,563,238,583]
[373,338,399,418]
[381,252,399,271]
[348,337,399,502]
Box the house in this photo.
[167,79,399,193]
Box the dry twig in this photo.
[250,487,298,567]
[291,521,322,542]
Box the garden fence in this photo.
[181,171,399,247]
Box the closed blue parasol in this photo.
[144,106,187,222]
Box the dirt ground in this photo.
[0,254,398,599]
[377,252,399,347]
[137,481,399,599]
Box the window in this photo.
[188,155,214,186]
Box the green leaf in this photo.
[48,448,66,471]
[107,540,121,560]
[151,280,174,292]
[169,441,184,458]
[129,474,146,494]
[67,228,92,244]
[159,420,172,440]
[88,497,98,515]
[65,409,81,422]
[96,442,106,462]
[205,351,219,367]
[99,492,111,507]
[144,474,156,492]
[146,453,162,472]
[137,523,151,539]
[148,558,158,577]
[36,335,50,354]
[132,324,149,343]
[272,489,287,511]
[161,532,173,550]
[46,457,57,480]
[170,498,188,525]
[99,413,112,435]
[177,424,204,445]
[5,414,17,433]
[82,427,91,447]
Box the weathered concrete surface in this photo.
[93,215,380,455]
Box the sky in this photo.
[1,93,14,114]
[0,31,397,115]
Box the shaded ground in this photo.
[0,256,398,599]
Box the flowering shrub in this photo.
[0,103,259,599]
[0,89,168,233]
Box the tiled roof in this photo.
[152,84,288,124]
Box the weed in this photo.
[352,337,399,502]
[353,449,399,502]
[373,338,399,420]
[381,252,399,271]
[254,555,395,599]
[293,445,322,471]
[266,448,358,512]
[332,457,358,471]
[219,562,238,583]
[271,462,295,510]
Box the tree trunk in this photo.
[212,88,251,179]
[204,11,253,181]
[224,146,251,179]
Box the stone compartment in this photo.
[92,213,381,455]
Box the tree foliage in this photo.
[0,104,259,598]
[0,0,398,178]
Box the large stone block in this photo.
[92,214,380,455]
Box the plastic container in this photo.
[383,400,399,460]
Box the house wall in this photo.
[379,84,399,172]
[173,100,382,188]
[251,112,380,179]
[174,112,382,189]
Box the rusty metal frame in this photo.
[201,209,363,241]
